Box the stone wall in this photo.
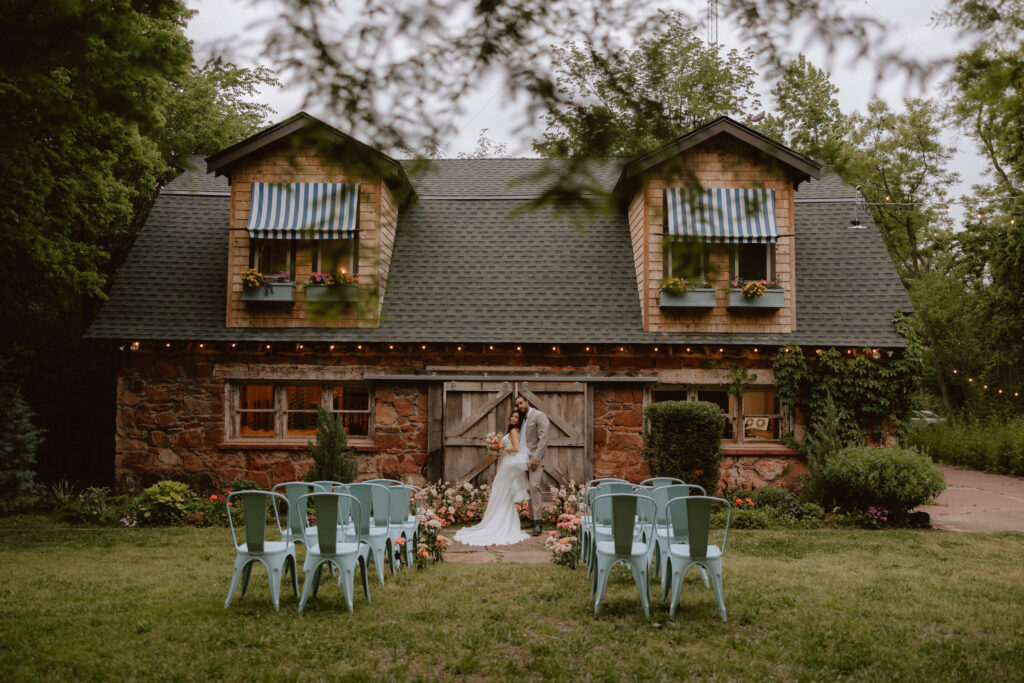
[113,346,805,493]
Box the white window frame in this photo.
[251,239,294,279]
[314,239,357,276]
[663,238,709,280]
[730,243,776,282]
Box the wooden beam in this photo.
[427,383,443,482]
[458,454,497,483]
[447,387,512,437]
[518,387,579,438]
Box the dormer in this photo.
[206,112,412,329]
[616,117,820,335]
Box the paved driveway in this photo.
[918,465,1024,532]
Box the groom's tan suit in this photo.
[522,407,551,523]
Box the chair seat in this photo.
[238,541,292,554]
[595,540,647,557]
[668,543,722,560]
[306,541,364,556]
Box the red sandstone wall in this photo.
[592,386,648,482]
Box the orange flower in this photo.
[734,498,743,506]
[209,494,217,501]
[745,498,753,506]
[418,550,429,558]
[549,530,558,537]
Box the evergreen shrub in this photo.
[0,389,45,498]
[816,445,945,517]
[306,406,359,483]
[642,400,724,494]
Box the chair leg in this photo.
[707,561,727,622]
[593,559,613,616]
[359,554,371,602]
[268,560,282,612]
[286,554,299,596]
[224,556,247,608]
[298,561,323,614]
[668,561,688,617]
[698,566,711,589]
[338,559,356,612]
[630,560,650,619]
[240,561,253,596]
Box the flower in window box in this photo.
[731,279,781,300]
[334,271,359,286]
[241,268,268,290]
[661,275,710,296]
[304,272,334,289]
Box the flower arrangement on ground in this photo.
[661,275,711,296]
[543,481,584,524]
[421,480,488,526]
[731,279,781,299]
[415,508,450,567]
[544,512,582,569]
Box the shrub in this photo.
[643,400,724,494]
[752,486,801,516]
[907,417,1024,477]
[815,445,946,518]
[138,480,197,525]
[0,389,45,498]
[306,407,358,483]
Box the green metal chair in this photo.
[224,490,298,611]
[639,477,687,488]
[580,479,632,571]
[590,492,657,618]
[297,492,371,613]
[347,482,395,584]
[662,496,733,621]
[585,481,635,574]
[271,482,324,546]
[650,483,707,583]
[387,485,418,568]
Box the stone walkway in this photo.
[917,465,1024,532]
[446,531,551,564]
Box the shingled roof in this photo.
[86,156,912,347]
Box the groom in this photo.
[514,394,550,536]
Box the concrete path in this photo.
[918,465,1024,532]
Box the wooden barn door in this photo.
[442,380,591,487]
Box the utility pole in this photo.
[707,0,719,46]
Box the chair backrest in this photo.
[347,483,390,534]
[591,493,656,556]
[298,492,361,555]
[664,496,732,560]
[271,482,319,540]
[592,482,634,525]
[364,478,402,486]
[639,477,685,488]
[311,480,344,492]
[388,485,413,525]
[654,484,706,543]
[226,490,287,554]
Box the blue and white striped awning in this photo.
[664,188,777,243]
[246,182,360,239]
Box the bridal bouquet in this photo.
[483,432,505,455]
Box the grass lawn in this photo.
[1,517,1022,681]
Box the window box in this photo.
[727,288,784,310]
[241,282,296,303]
[659,288,716,309]
[304,283,359,303]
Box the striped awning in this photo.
[246,182,359,239]
[664,188,777,243]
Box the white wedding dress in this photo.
[454,432,531,546]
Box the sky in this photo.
[185,0,984,197]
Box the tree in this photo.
[0,2,277,484]
[457,129,511,159]
[840,98,959,284]
[758,54,850,166]
[533,12,761,158]
[307,407,359,483]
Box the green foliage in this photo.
[0,389,45,497]
[642,400,724,494]
[908,417,1024,477]
[306,407,359,483]
[773,343,920,446]
[758,54,850,166]
[815,445,946,517]
[138,481,197,526]
[533,11,761,158]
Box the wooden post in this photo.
[427,383,443,482]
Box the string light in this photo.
[421,345,426,350]
[231,343,236,348]
[457,345,463,351]
[130,341,140,351]
[357,345,362,350]
[388,345,394,350]
[330,345,335,351]
[516,346,522,352]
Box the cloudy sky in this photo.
[185,0,983,195]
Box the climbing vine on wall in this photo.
[773,314,922,443]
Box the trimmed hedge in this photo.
[643,400,724,494]
[816,445,945,517]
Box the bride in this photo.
[454,410,531,546]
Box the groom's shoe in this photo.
[532,522,543,536]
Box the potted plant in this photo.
[726,279,784,310]
[303,271,359,303]
[659,275,716,309]
[240,268,295,303]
